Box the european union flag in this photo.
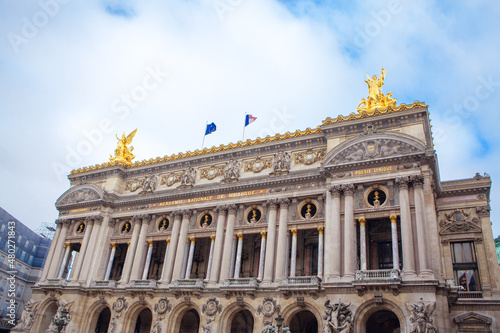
[205,122,217,135]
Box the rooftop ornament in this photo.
[357,67,397,112]
[110,128,137,164]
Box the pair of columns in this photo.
[324,184,356,279]
[288,227,324,278]
[46,215,113,283]
[358,215,399,271]
[396,175,432,277]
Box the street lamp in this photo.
[275,314,284,330]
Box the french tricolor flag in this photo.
[245,114,257,126]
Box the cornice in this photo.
[321,101,428,126]
[70,127,323,176]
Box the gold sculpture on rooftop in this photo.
[110,129,137,164]
[357,67,397,112]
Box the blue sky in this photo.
[0,0,499,237]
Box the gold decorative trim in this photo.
[70,126,322,175]
[321,101,427,126]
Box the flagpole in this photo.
[201,121,207,149]
[242,113,247,142]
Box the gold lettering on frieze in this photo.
[69,208,89,213]
[352,165,396,176]
[150,189,270,208]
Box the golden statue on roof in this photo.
[357,67,397,112]
[110,129,137,164]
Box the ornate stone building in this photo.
[14,99,500,332]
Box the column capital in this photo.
[147,240,153,246]
[65,243,71,249]
[216,205,227,214]
[410,174,425,188]
[111,243,116,249]
[390,215,398,223]
[127,241,131,247]
[317,227,323,234]
[342,184,355,196]
[358,218,366,226]
[189,237,196,243]
[278,198,290,209]
[109,218,118,227]
[227,204,238,215]
[237,233,243,240]
[181,210,192,219]
[328,185,342,197]
[291,229,297,236]
[260,231,267,238]
[267,199,279,209]
[172,210,183,218]
[395,176,410,189]
[166,239,171,245]
[210,235,216,241]
[476,205,491,217]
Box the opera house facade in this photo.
[14,74,500,332]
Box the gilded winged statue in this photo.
[357,67,397,112]
[110,129,137,164]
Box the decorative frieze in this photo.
[271,150,291,175]
[243,156,272,173]
[160,172,182,187]
[200,165,225,180]
[294,148,325,165]
[439,210,481,235]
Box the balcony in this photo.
[458,291,483,299]
[355,269,401,281]
[279,276,321,297]
[129,280,158,288]
[353,269,401,296]
[91,280,116,289]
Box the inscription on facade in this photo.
[353,166,396,176]
[150,189,270,208]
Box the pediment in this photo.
[454,312,492,327]
[56,184,103,207]
[323,133,425,166]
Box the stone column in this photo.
[290,229,298,277]
[172,210,192,281]
[275,198,290,282]
[317,227,324,277]
[120,216,142,283]
[89,214,114,281]
[359,218,367,271]
[205,236,215,281]
[80,216,104,281]
[142,241,154,280]
[234,234,244,278]
[412,175,432,276]
[160,239,170,280]
[396,177,416,277]
[343,185,355,279]
[57,243,72,279]
[229,236,237,279]
[72,217,94,280]
[263,200,278,283]
[209,206,227,283]
[258,231,266,280]
[130,215,152,281]
[42,219,64,281]
[162,211,182,283]
[104,243,117,281]
[48,221,72,280]
[185,238,196,279]
[325,186,341,280]
[390,215,400,270]
[219,205,238,282]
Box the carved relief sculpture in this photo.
[47,300,73,333]
[202,297,222,316]
[257,297,281,325]
[140,174,158,194]
[180,166,197,187]
[322,300,353,333]
[222,158,241,182]
[13,300,39,330]
[294,148,326,165]
[439,210,481,235]
[406,302,438,333]
[59,188,100,205]
[244,156,272,173]
[272,150,291,175]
